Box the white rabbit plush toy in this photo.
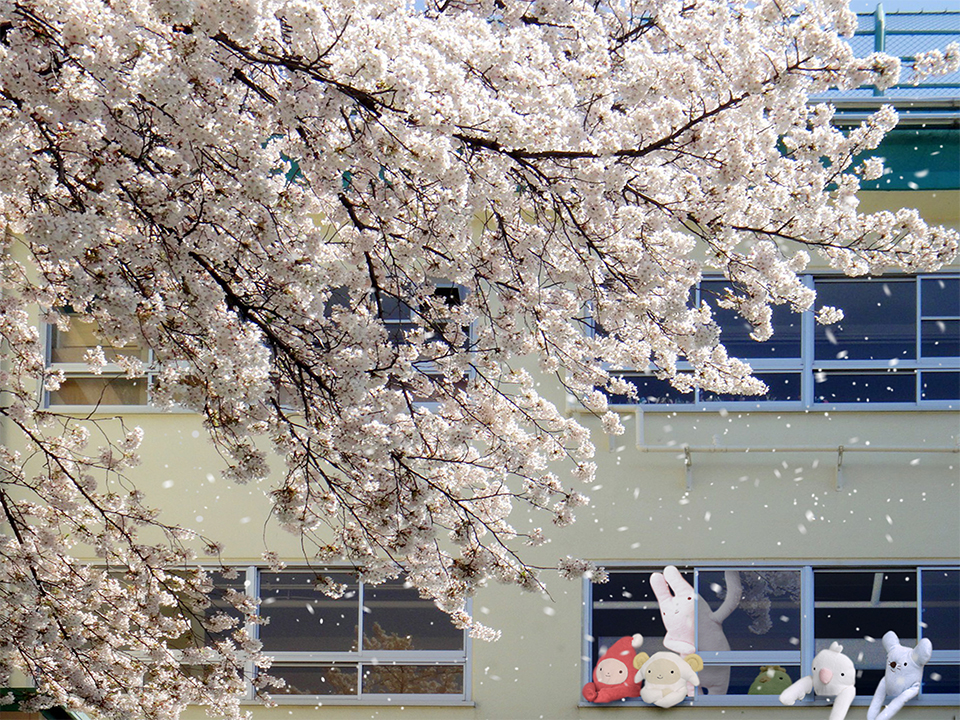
[867,630,933,720]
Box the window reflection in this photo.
[259,572,359,653]
[815,280,915,361]
[921,568,960,649]
[700,281,802,359]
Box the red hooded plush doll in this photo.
[582,634,644,703]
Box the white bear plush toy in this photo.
[867,630,933,720]
[780,642,857,720]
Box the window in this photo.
[607,275,959,409]
[585,564,959,707]
[205,568,469,704]
[45,311,154,407]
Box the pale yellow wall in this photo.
[5,188,958,720]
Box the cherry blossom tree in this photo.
[0,0,957,717]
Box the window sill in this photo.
[259,696,474,707]
[41,404,196,415]
[585,402,960,413]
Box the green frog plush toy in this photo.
[748,665,793,695]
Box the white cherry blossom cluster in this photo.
[911,42,960,84]
[0,0,956,717]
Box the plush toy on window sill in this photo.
[650,565,741,696]
[633,651,704,708]
[867,630,933,720]
[779,642,857,720]
[748,665,794,695]
[582,634,644,703]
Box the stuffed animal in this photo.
[651,565,742,695]
[633,651,704,708]
[748,665,794,695]
[780,642,857,720]
[867,630,933,720]
[582,634,644,703]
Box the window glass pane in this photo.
[168,570,247,650]
[921,371,960,401]
[50,322,149,364]
[592,571,670,667]
[813,370,916,403]
[921,569,960,649]
[270,664,357,695]
[381,296,414,321]
[606,374,693,405]
[47,377,149,406]
[362,580,463,652]
[815,570,918,694]
[815,280,915,361]
[203,571,248,645]
[921,319,960,357]
[701,373,801,403]
[923,664,960,695]
[701,281,802,359]
[699,570,801,652]
[921,277,960,317]
[361,665,463,694]
[259,572,358,652]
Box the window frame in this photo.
[582,562,960,709]
[43,311,160,411]
[210,567,472,706]
[602,274,959,412]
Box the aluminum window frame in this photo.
[219,567,472,706]
[42,311,160,411]
[602,274,960,412]
[582,562,960,709]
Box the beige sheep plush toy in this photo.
[633,651,704,708]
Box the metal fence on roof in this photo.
[813,4,960,111]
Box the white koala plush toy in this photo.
[867,630,934,720]
[780,642,857,720]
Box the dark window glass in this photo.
[362,580,463,652]
[592,571,671,666]
[259,572,359,653]
[878,571,919,602]
[362,665,463,694]
[607,374,694,404]
[700,281,802,359]
[813,370,916,403]
[270,664,357,695]
[701,373,801,403]
[923,665,960,695]
[815,280,915,361]
[921,278,960,317]
[922,569,960,649]
[815,570,918,695]
[169,570,248,650]
[204,571,249,644]
[921,372,960,401]
[921,319,960,357]
[699,570,801,652]
[719,664,802,697]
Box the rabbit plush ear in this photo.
[882,630,900,654]
[913,638,933,666]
